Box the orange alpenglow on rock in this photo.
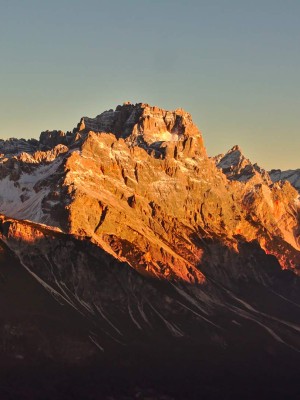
[0,102,299,281]
[1,103,300,390]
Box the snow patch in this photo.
[0,158,62,223]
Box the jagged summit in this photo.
[1,102,300,397]
[75,102,206,158]
[215,146,300,194]
[77,102,200,139]
[214,145,244,168]
[214,145,271,184]
[0,103,206,160]
[0,103,299,276]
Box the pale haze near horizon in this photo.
[0,0,299,170]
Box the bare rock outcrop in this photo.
[214,145,271,184]
[1,104,300,398]
[0,103,299,279]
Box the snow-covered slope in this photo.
[0,157,64,224]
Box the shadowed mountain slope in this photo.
[0,103,300,398]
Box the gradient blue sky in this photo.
[1,0,299,170]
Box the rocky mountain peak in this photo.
[0,103,299,277]
[214,145,244,169]
[75,102,206,158]
[1,103,300,397]
[215,145,271,184]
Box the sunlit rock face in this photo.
[214,145,300,272]
[0,104,300,398]
[64,108,300,276]
[214,145,271,184]
[77,102,206,154]
[0,103,300,278]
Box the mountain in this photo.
[213,145,271,184]
[270,168,300,193]
[0,103,300,399]
[215,146,300,194]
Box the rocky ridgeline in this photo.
[0,137,38,156]
[214,145,300,197]
[0,103,299,276]
[0,130,82,158]
[77,102,205,158]
[269,168,300,193]
[0,103,300,396]
[214,145,271,184]
[0,103,204,174]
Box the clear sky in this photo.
[0,0,299,170]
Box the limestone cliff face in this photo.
[1,104,300,388]
[77,102,206,157]
[0,103,299,278]
[63,111,300,276]
[214,146,300,272]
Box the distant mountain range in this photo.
[0,102,299,399]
